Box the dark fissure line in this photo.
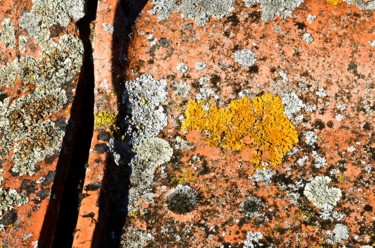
[38,1,97,247]
[91,1,149,247]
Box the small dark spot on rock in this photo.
[45,154,58,164]
[347,61,357,71]
[224,14,240,26]
[238,217,248,227]
[210,75,221,88]
[222,243,232,248]
[49,24,65,37]
[364,204,373,212]
[148,59,154,65]
[20,179,36,194]
[0,91,8,102]
[233,44,240,52]
[94,158,102,164]
[79,193,89,201]
[159,38,171,47]
[270,67,276,73]
[167,74,176,80]
[84,182,101,191]
[55,117,67,130]
[197,163,210,176]
[248,11,261,23]
[295,22,306,30]
[369,147,375,161]
[363,122,372,130]
[42,171,56,185]
[327,120,334,128]
[0,209,17,227]
[94,144,108,153]
[82,212,95,218]
[97,131,110,141]
[248,65,259,74]
[313,119,325,130]
[37,189,50,201]
[223,30,231,38]
[9,169,20,177]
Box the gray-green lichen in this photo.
[0,18,16,48]
[303,176,342,209]
[234,49,257,67]
[0,60,18,88]
[19,36,29,53]
[0,188,29,230]
[0,34,82,175]
[32,0,71,28]
[244,0,304,21]
[133,137,173,167]
[12,120,64,176]
[123,74,168,142]
[150,0,235,25]
[120,226,154,248]
[19,0,85,47]
[166,184,198,214]
[344,0,375,11]
[128,138,173,211]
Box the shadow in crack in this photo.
[92,0,149,247]
[38,1,97,247]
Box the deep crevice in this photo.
[38,1,97,247]
[92,1,148,247]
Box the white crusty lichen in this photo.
[234,49,257,67]
[303,176,342,209]
[302,32,314,43]
[20,0,84,46]
[150,0,235,25]
[0,20,83,176]
[12,120,65,176]
[282,92,305,120]
[251,167,275,185]
[19,36,29,53]
[326,224,349,244]
[102,23,114,34]
[174,81,192,98]
[176,62,188,75]
[0,60,18,88]
[244,0,304,21]
[312,151,327,168]
[344,0,375,10]
[120,226,154,248]
[0,18,16,48]
[0,188,29,216]
[128,138,173,209]
[132,137,173,167]
[65,0,86,21]
[123,74,168,142]
[307,14,316,24]
[243,231,263,248]
[31,0,71,27]
[304,131,318,146]
[195,61,206,70]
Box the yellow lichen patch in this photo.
[181,93,299,166]
[327,0,342,5]
[94,111,116,129]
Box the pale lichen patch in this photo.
[0,18,16,48]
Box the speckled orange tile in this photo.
[0,0,84,246]
[117,0,375,247]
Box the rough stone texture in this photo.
[0,0,82,246]
[120,0,375,246]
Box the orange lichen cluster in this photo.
[327,0,343,6]
[182,93,299,166]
